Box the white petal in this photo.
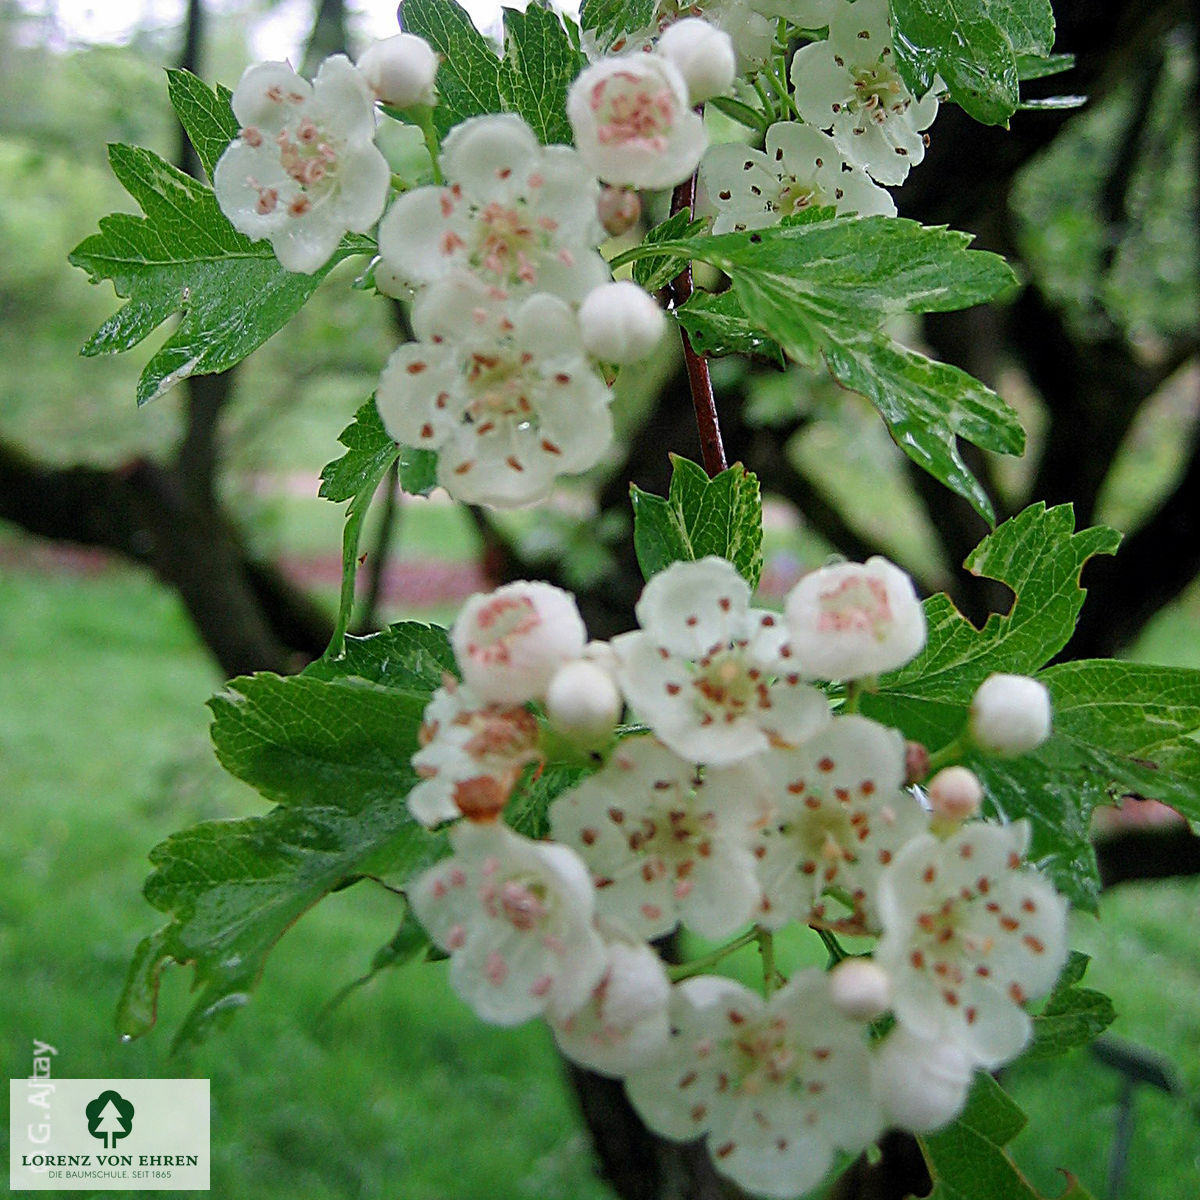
[442,112,541,205]
[310,53,376,142]
[230,61,310,130]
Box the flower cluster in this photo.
[694,0,942,232]
[405,556,1068,1197]
[214,31,687,508]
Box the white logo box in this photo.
[10,1079,210,1191]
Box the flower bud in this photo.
[579,281,666,364]
[357,34,438,109]
[656,18,737,104]
[828,958,891,1022]
[597,186,642,237]
[452,581,587,705]
[871,1026,974,1133]
[927,765,983,823]
[904,739,930,785]
[969,674,1052,756]
[546,659,623,743]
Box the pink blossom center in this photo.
[816,576,892,639]
[590,72,676,152]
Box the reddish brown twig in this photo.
[668,171,726,478]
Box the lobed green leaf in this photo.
[658,217,1022,522]
[1027,952,1116,1060]
[579,0,656,46]
[889,0,1056,126]
[70,144,371,405]
[120,633,452,1049]
[921,1073,1096,1200]
[630,456,764,589]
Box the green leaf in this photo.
[675,290,785,366]
[862,505,1123,906]
[507,762,592,841]
[921,1075,1039,1200]
[403,0,504,138]
[1027,952,1115,1060]
[632,211,708,294]
[319,399,437,503]
[922,1072,1096,1200]
[165,68,237,182]
[305,621,457,694]
[70,144,371,406]
[657,217,1022,522]
[500,5,587,146]
[579,0,656,47]
[868,505,1121,716]
[888,0,1056,126]
[119,646,447,1049]
[630,455,764,589]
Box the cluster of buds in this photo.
[406,556,1067,1197]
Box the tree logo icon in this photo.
[85,1090,135,1149]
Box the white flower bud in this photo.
[871,1026,974,1133]
[357,34,438,108]
[969,674,1052,756]
[656,19,736,104]
[452,581,587,705]
[546,659,623,742]
[828,958,891,1022]
[579,281,665,364]
[926,766,983,822]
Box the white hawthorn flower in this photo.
[552,933,672,1075]
[568,53,707,190]
[378,114,609,302]
[624,972,885,1198]
[408,678,542,826]
[214,56,390,273]
[451,581,587,705]
[548,735,764,940]
[875,820,1069,1068]
[578,281,666,364]
[700,121,896,234]
[790,0,939,186]
[871,1025,974,1133]
[739,714,929,931]
[613,557,831,765]
[969,674,1053,756]
[784,556,926,681]
[410,821,606,1026]
[357,33,438,108]
[375,274,614,507]
[656,18,737,104]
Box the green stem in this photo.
[842,679,864,713]
[412,106,444,185]
[752,72,778,124]
[756,927,780,994]
[815,926,848,966]
[925,730,972,776]
[668,928,759,983]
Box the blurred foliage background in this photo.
[0,0,1197,1197]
